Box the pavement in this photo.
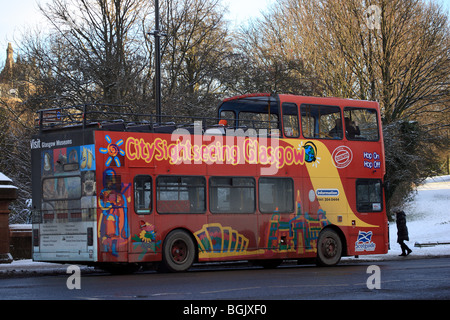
[0,259,98,278]
[1,246,449,278]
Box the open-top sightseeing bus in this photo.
[31,93,388,272]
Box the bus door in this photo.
[258,177,298,258]
[128,173,157,263]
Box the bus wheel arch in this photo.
[316,226,346,267]
[161,228,197,272]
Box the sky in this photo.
[0,0,276,63]
[0,0,448,63]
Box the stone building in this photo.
[0,43,35,100]
[0,172,18,263]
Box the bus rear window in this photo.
[42,176,81,201]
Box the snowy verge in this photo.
[345,175,450,262]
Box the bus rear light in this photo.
[87,227,93,246]
[71,212,82,220]
[33,229,39,247]
[43,213,54,221]
[57,213,68,219]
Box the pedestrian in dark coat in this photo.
[396,210,412,256]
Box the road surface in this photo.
[1,257,449,302]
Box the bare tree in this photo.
[7,0,235,223]
[31,0,151,105]
[20,0,233,114]
[149,0,232,116]
[232,2,321,95]
[0,97,34,223]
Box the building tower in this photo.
[0,43,14,82]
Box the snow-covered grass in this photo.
[398,175,450,255]
[348,175,450,261]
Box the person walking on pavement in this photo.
[396,210,412,256]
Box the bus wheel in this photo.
[162,230,196,272]
[316,229,342,267]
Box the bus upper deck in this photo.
[35,93,380,141]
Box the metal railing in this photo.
[35,104,281,136]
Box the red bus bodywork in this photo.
[32,94,389,271]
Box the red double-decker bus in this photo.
[31,93,388,272]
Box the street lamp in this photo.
[149,0,164,123]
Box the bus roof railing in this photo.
[35,103,281,136]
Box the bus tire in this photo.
[316,229,342,267]
[162,230,196,272]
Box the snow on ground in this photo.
[348,175,450,261]
[398,175,450,254]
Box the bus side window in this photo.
[301,104,342,139]
[210,177,255,214]
[282,103,300,138]
[356,179,382,212]
[259,177,294,213]
[344,107,379,141]
[134,175,152,214]
[42,176,82,201]
[220,111,235,126]
[157,176,206,214]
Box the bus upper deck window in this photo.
[301,104,342,139]
[220,111,235,126]
[282,103,300,138]
[239,112,279,130]
[344,107,379,141]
